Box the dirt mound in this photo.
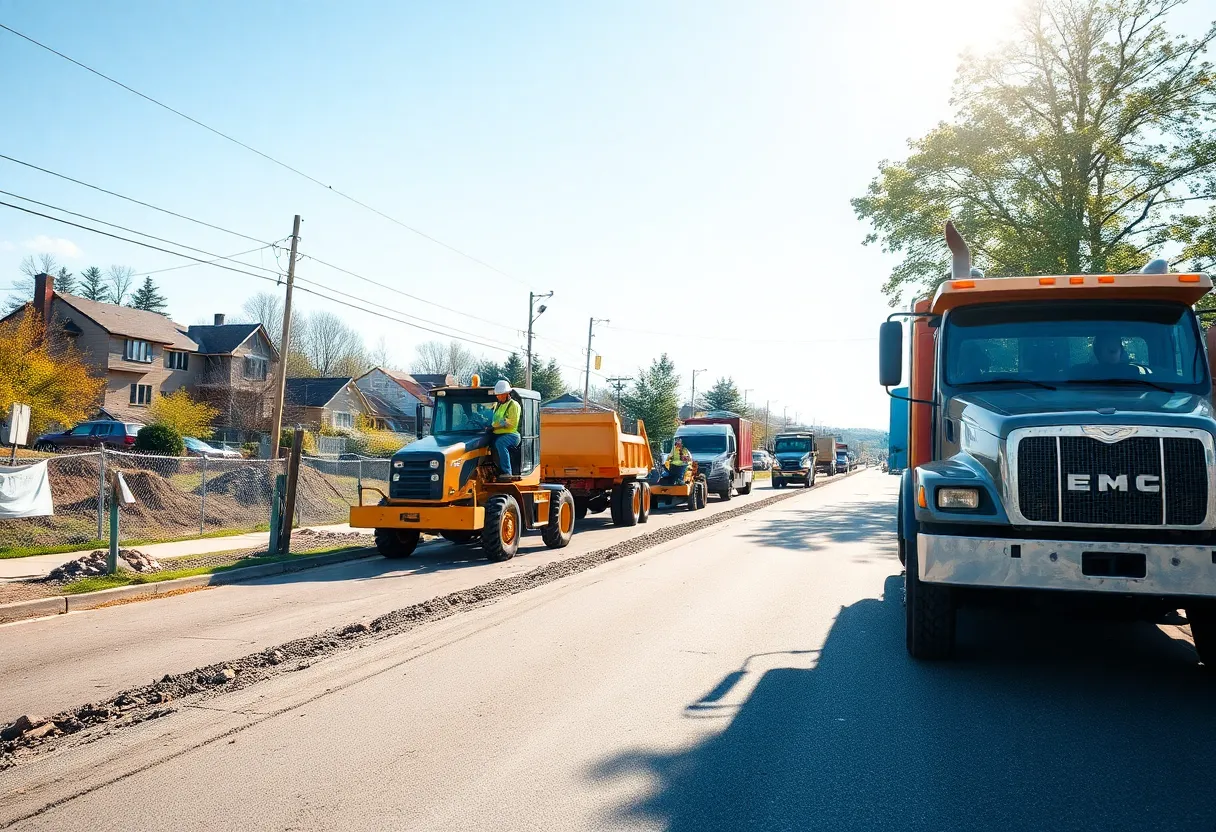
[196,465,273,504]
[46,455,104,505]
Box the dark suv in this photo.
[34,420,143,451]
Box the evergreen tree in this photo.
[621,353,681,449]
[698,376,747,414]
[78,266,107,301]
[129,276,169,315]
[54,267,76,294]
[530,357,566,401]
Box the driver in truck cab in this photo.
[1091,332,1129,367]
[490,380,522,479]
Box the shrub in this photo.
[241,442,259,459]
[135,423,184,456]
[149,389,218,439]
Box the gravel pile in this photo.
[1,472,849,769]
[43,549,162,582]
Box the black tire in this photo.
[440,530,478,545]
[905,535,955,659]
[574,498,589,522]
[482,494,521,562]
[541,488,575,549]
[1187,605,1216,666]
[771,476,781,489]
[375,528,420,559]
[695,481,708,510]
[739,477,752,495]
[718,479,733,501]
[638,482,652,523]
[896,500,907,567]
[686,482,699,512]
[609,484,625,525]
[616,481,641,527]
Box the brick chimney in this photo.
[33,273,54,325]
[214,313,226,326]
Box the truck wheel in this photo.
[439,530,478,545]
[739,477,753,495]
[375,528,420,559]
[482,494,521,562]
[541,488,575,549]
[616,481,641,527]
[718,481,733,501]
[638,482,652,523]
[771,476,781,489]
[609,484,625,525]
[574,498,589,522]
[1186,605,1216,666]
[905,537,955,659]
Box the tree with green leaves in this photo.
[477,353,567,400]
[54,266,76,294]
[854,0,1216,305]
[77,266,107,301]
[478,353,526,389]
[530,357,567,401]
[129,276,169,314]
[621,353,681,450]
[697,376,747,414]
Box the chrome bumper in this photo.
[917,533,1216,598]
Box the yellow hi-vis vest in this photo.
[492,399,521,435]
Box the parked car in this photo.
[751,449,773,470]
[33,420,142,451]
[183,437,243,459]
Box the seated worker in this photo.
[664,437,692,483]
[490,380,522,480]
[1092,333,1129,368]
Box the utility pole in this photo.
[765,399,771,448]
[606,377,632,411]
[690,368,707,414]
[524,290,553,390]
[743,388,753,409]
[268,215,301,459]
[583,317,609,406]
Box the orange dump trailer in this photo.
[539,410,655,527]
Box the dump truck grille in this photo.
[389,455,443,500]
[780,459,802,471]
[1012,430,1210,528]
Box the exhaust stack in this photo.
[946,221,972,279]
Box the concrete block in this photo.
[0,595,67,623]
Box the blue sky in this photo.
[3,0,1211,429]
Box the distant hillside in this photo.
[820,427,889,455]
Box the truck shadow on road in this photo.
[739,498,896,555]
[592,575,1216,832]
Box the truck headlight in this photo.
[430,473,440,482]
[392,474,400,482]
[393,460,403,469]
[429,459,440,469]
[937,487,979,509]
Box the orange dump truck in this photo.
[539,410,655,526]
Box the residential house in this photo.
[410,373,455,391]
[354,368,432,432]
[284,378,370,431]
[3,273,280,430]
[541,392,613,412]
[187,314,279,439]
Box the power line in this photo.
[132,244,280,277]
[0,153,272,246]
[0,23,534,289]
[605,323,878,345]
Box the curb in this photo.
[0,547,378,624]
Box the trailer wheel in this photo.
[574,498,589,522]
[616,481,641,527]
[440,530,478,545]
[609,484,625,525]
[739,477,753,495]
[375,528,420,559]
[1186,605,1216,667]
[638,482,652,523]
[482,494,521,562]
[542,488,575,549]
[905,536,955,659]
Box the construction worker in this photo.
[664,437,692,483]
[490,380,522,478]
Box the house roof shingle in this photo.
[410,373,455,390]
[285,377,355,408]
[56,292,198,350]
[186,323,264,356]
[380,369,433,402]
[361,391,412,422]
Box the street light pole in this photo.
[583,317,609,406]
[691,368,707,414]
[524,290,553,390]
[743,388,753,409]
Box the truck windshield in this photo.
[943,301,1207,392]
[677,434,726,454]
[432,396,499,433]
[774,438,811,453]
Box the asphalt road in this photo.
[0,472,807,720]
[4,470,1214,831]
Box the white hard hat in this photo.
[493,380,512,396]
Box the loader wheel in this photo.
[695,480,708,510]
[574,497,589,522]
[375,528,420,559]
[905,534,955,659]
[616,481,641,527]
[542,488,575,549]
[638,482,652,523]
[440,530,478,545]
[1186,605,1216,667]
[482,494,521,562]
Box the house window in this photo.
[165,350,189,370]
[124,339,153,363]
[243,356,268,381]
[332,411,353,430]
[129,384,153,406]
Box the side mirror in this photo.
[878,321,903,387]
[415,403,431,439]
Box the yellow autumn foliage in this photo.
[0,312,104,436]
[149,389,219,440]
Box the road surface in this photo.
[3,471,1214,831]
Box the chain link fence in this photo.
[297,456,390,526]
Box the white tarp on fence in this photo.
[0,460,54,518]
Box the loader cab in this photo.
[421,385,542,476]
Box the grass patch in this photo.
[0,524,272,560]
[59,544,368,595]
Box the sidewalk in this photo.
[0,524,373,581]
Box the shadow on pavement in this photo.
[740,498,896,555]
[593,575,1216,831]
